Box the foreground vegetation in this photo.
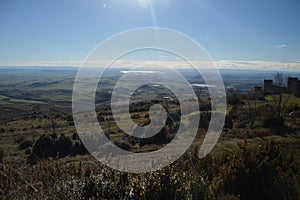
[1,138,299,199]
[1,69,300,199]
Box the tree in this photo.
[271,72,291,122]
[274,72,285,88]
[244,91,263,129]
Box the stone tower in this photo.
[288,77,300,97]
[264,80,274,95]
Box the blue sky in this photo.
[0,0,299,68]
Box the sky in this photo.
[0,0,300,70]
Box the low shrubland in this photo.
[0,139,298,199]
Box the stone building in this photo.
[263,77,300,96]
[287,77,300,97]
[264,80,274,95]
[254,86,262,92]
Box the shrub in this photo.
[4,139,300,199]
[18,140,33,150]
[131,114,140,119]
[263,117,284,129]
[224,116,233,129]
[29,134,82,163]
[55,134,73,157]
[0,148,4,162]
[32,134,56,159]
[210,140,298,199]
[72,132,79,140]
[72,140,89,155]
[25,148,31,155]
[246,128,273,138]
[13,135,25,144]
[114,141,132,151]
[97,114,105,122]
[140,127,170,146]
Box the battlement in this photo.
[263,77,300,96]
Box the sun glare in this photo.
[137,0,152,8]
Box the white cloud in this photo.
[214,60,300,72]
[2,60,300,72]
[276,44,287,48]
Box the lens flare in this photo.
[138,0,151,8]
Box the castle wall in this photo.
[288,77,300,97]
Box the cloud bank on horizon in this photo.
[5,60,300,73]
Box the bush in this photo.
[140,127,170,146]
[55,134,73,157]
[263,117,286,134]
[13,135,25,144]
[210,140,298,199]
[29,133,92,163]
[18,140,33,150]
[72,140,89,155]
[246,128,273,138]
[114,141,132,151]
[0,148,4,162]
[131,114,140,119]
[97,114,105,122]
[32,134,56,159]
[72,132,79,140]
[224,116,233,129]
[263,117,284,128]
[25,148,31,155]
[4,139,300,199]
[32,134,75,160]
